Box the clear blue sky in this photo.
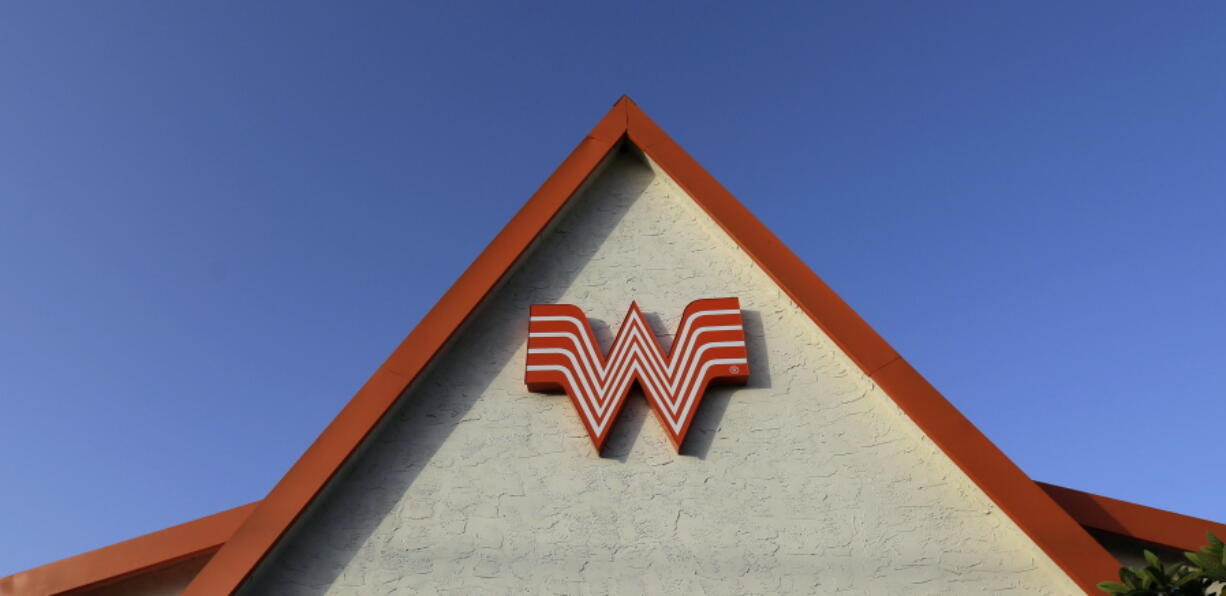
[2,2,1223,576]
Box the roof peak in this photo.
[182,99,1123,594]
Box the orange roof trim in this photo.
[182,96,1125,594]
[1040,482,1226,553]
[0,502,256,596]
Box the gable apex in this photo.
[185,97,1122,594]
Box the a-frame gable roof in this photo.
[184,97,1122,594]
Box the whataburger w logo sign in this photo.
[525,298,749,452]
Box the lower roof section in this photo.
[0,502,256,596]
[1038,482,1226,553]
[2,483,1218,595]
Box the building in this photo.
[3,97,1222,595]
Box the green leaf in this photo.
[1207,530,1223,549]
[1119,567,1142,587]
[1135,567,1152,587]
[1096,580,1129,594]
[1187,552,1208,568]
[1173,569,1202,586]
[1144,549,1161,569]
[1201,554,1226,570]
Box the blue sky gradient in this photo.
[2,2,1224,575]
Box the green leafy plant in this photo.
[1098,531,1226,596]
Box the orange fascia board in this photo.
[0,501,257,596]
[185,96,1121,594]
[1039,482,1226,553]
[183,99,628,596]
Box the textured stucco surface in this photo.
[241,149,1082,595]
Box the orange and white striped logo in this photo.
[526,298,749,452]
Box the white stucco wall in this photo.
[241,148,1082,595]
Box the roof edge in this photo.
[0,501,257,596]
[1040,482,1226,553]
[623,99,1120,593]
[623,98,899,374]
[183,98,630,595]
